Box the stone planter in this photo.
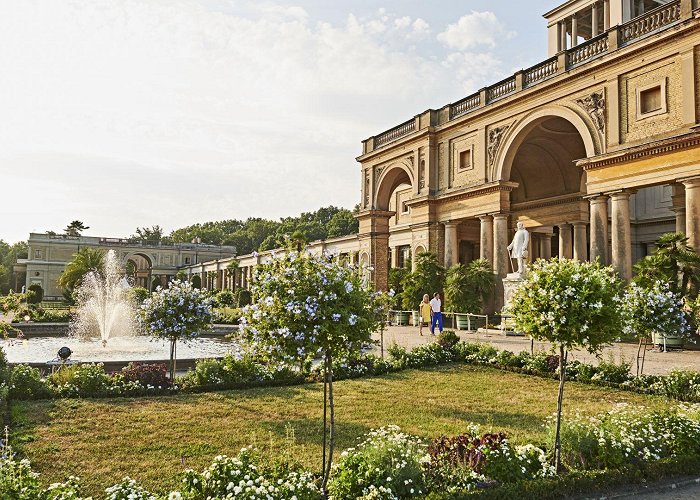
[454,313,472,330]
[652,331,685,349]
[412,311,420,326]
[394,311,410,326]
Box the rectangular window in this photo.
[34,249,43,259]
[459,149,472,170]
[184,257,191,265]
[636,79,667,120]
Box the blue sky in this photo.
[0,0,559,244]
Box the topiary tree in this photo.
[444,259,495,314]
[401,252,444,310]
[215,289,235,307]
[239,250,380,496]
[140,280,213,380]
[508,258,623,472]
[621,281,692,375]
[27,284,43,304]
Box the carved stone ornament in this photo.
[576,91,605,135]
[487,125,510,167]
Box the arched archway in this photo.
[125,253,153,289]
[374,164,414,211]
[496,110,595,263]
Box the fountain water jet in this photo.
[70,250,140,344]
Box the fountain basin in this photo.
[1,335,236,369]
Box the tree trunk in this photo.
[554,345,567,473]
[322,352,335,498]
[322,356,328,488]
[169,339,176,381]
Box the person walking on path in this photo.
[430,292,443,335]
[418,294,431,336]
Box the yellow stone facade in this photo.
[356,0,700,310]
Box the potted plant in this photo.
[388,267,409,325]
[444,260,495,330]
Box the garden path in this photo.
[371,326,700,376]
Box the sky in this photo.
[0,0,558,244]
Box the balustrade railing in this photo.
[374,118,416,147]
[367,0,687,150]
[567,33,609,67]
[486,77,516,103]
[523,57,558,88]
[619,0,681,45]
[449,92,481,119]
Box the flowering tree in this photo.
[508,258,623,472]
[621,281,692,374]
[141,280,213,380]
[239,250,379,496]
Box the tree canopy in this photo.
[0,241,28,294]
[167,205,358,254]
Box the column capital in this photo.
[490,212,510,221]
[608,189,635,201]
[443,220,459,228]
[584,193,609,202]
[478,214,494,222]
[679,176,700,189]
[571,221,588,228]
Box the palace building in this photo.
[355,0,700,309]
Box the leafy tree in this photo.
[388,267,409,310]
[444,259,495,313]
[509,258,623,472]
[128,286,150,305]
[130,225,168,243]
[327,210,358,238]
[64,221,89,236]
[58,248,105,293]
[0,241,28,294]
[141,280,213,380]
[239,250,380,495]
[634,233,700,299]
[401,252,444,310]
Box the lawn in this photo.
[11,364,671,496]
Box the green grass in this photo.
[11,364,672,496]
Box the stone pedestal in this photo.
[502,275,525,331]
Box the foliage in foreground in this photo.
[5,406,700,499]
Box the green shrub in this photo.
[9,365,51,400]
[215,289,235,307]
[328,426,427,499]
[235,288,252,307]
[436,330,460,350]
[591,360,631,384]
[128,287,150,305]
[49,363,110,397]
[27,284,43,304]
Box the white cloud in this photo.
[437,11,516,50]
[0,1,509,243]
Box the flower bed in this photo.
[4,333,700,403]
[4,409,700,499]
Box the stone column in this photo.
[592,2,599,36]
[571,14,578,47]
[200,271,207,290]
[558,224,573,259]
[604,0,610,30]
[672,183,687,234]
[539,232,552,260]
[559,20,567,51]
[589,195,609,264]
[493,214,510,311]
[572,222,588,261]
[611,191,633,281]
[444,222,459,268]
[390,247,399,269]
[479,215,494,266]
[682,177,700,253]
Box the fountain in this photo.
[70,249,139,344]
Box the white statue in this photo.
[507,222,529,276]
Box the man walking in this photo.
[429,292,443,335]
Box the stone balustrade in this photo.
[567,33,609,67]
[620,0,682,46]
[374,118,417,148]
[523,57,558,88]
[486,77,517,103]
[449,93,480,119]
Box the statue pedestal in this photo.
[501,275,525,331]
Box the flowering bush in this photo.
[121,362,170,389]
[508,258,623,470]
[426,428,555,493]
[180,449,320,499]
[328,426,428,499]
[621,281,692,341]
[239,250,380,492]
[556,404,700,470]
[9,364,51,400]
[141,280,213,379]
[104,477,155,500]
